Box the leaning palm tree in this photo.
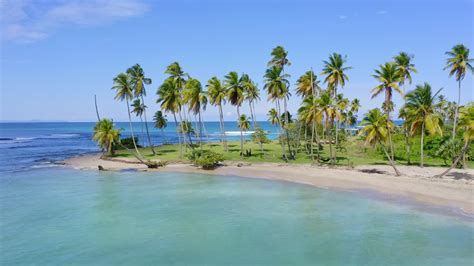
[184,78,207,150]
[238,114,251,155]
[403,83,443,167]
[111,73,142,157]
[157,78,183,157]
[131,98,146,144]
[153,110,168,144]
[360,109,401,176]
[371,62,403,161]
[207,76,228,151]
[435,103,474,178]
[264,66,291,160]
[224,71,245,157]
[127,64,155,154]
[93,119,121,156]
[394,52,417,165]
[444,44,474,139]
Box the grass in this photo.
[114,135,473,168]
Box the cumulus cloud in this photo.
[376,10,388,15]
[0,0,150,43]
[338,15,347,20]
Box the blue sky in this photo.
[1,0,473,122]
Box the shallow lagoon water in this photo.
[1,168,473,265]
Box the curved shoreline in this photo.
[64,154,474,216]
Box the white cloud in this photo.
[338,15,347,20]
[0,0,150,43]
[376,10,387,15]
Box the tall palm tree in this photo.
[394,52,417,165]
[131,98,146,144]
[207,76,228,151]
[436,103,474,177]
[242,74,260,130]
[321,53,351,154]
[224,71,245,157]
[111,73,142,157]
[264,66,291,160]
[268,108,279,125]
[268,46,291,69]
[403,83,443,167]
[372,62,402,161]
[321,53,351,97]
[317,91,338,164]
[359,108,401,176]
[93,119,121,156]
[184,78,207,150]
[165,62,188,146]
[296,70,321,98]
[153,110,168,144]
[238,114,251,155]
[298,95,323,162]
[444,44,474,139]
[127,64,155,154]
[157,78,183,157]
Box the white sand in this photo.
[65,154,474,215]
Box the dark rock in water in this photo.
[98,165,106,171]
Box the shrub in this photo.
[118,137,141,149]
[188,150,224,170]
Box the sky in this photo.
[1,0,473,122]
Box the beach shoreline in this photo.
[64,153,474,216]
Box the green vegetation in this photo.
[100,44,473,175]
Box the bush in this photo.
[118,137,141,149]
[187,150,224,170]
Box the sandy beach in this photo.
[65,154,474,215]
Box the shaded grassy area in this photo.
[114,136,473,168]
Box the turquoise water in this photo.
[1,168,473,265]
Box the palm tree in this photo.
[444,44,474,139]
[111,73,142,157]
[296,70,321,98]
[403,83,443,167]
[268,46,291,69]
[372,62,402,161]
[268,108,279,125]
[184,78,207,150]
[93,119,121,156]
[321,53,351,154]
[317,91,338,164]
[360,108,401,176]
[207,76,228,151]
[242,74,260,130]
[238,114,251,155]
[127,64,155,154]
[165,62,188,147]
[131,98,146,144]
[224,71,245,157]
[157,78,183,157]
[153,111,168,144]
[435,103,474,177]
[298,95,323,162]
[264,66,291,160]
[394,52,417,165]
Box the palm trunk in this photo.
[311,120,315,162]
[283,97,293,159]
[250,101,263,154]
[140,95,156,155]
[218,104,228,151]
[420,121,425,167]
[387,109,395,161]
[161,128,167,144]
[379,141,401,176]
[276,100,287,161]
[404,127,411,165]
[237,106,244,158]
[178,111,188,152]
[452,80,461,139]
[434,140,470,178]
[139,115,145,147]
[198,109,203,151]
[126,99,143,158]
[173,113,182,158]
[94,95,101,121]
[249,100,256,130]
